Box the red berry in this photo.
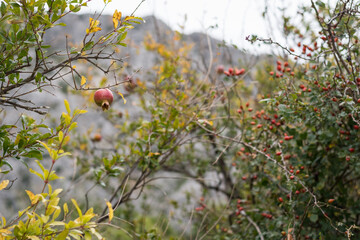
[195,207,204,211]
[235,68,245,75]
[278,197,283,202]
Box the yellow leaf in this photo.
[64,99,71,114]
[124,16,136,21]
[1,216,6,226]
[0,180,9,191]
[113,18,118,29]
[86,18,102,34]
[74,109,87,116]
[14,134,21,145]
[81,76,87,86]
[118,92,127,104]
[71,199,82,217]
[112,10,121,29]
[28,236,40,240]
[72,65,76,69]
[106,201,113,222]
[25,190,40,205]
[37,141,52,157]
[113,19,118,29]
[0,228,12,235]
[61,112,71,125]
[63,203,68,216]
[58,131,64,142]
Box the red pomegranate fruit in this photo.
[216,65,225,74]
[94,88,113,111]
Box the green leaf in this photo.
[316,0,325,8]
[55,229,69,240]
[116,31,127,44]
[310,214,318,222]
[83,41,94,51]
[22,150,43,160]
[2,137,10,156]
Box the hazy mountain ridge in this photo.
[44,14,252,71]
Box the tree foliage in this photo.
[0,0,360,239]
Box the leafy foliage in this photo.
[1,0,360,239]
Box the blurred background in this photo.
[80,0,307,53]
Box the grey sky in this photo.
[81,0,335,52]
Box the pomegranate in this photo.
[216,65,224,74]
[91,133,102,142]
[94,88,113,111]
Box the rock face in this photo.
[44,14,254,73]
